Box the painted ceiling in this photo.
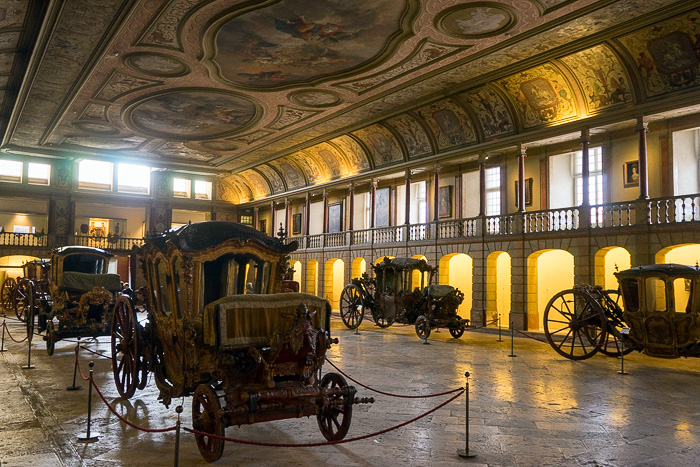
[2,0,700,204]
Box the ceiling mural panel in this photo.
[94,71,162,102]
[125,89,260,139]
[459,85,516,139]
[137,0,200,50]
[617,10,700,99]
[287,89,343,108]
[306,143,350,179]
[0,2,27,28]
[208,0,414,88]
[498,63,578,128]
[415,98,477,150]
[61,135,146,150]
[123,52,190,77]
[0,31,21,50]
[239,169,271,199]
[435,3,517,39]
[559,44,634,115]
[269,158,307,190]
[352,124,404,168]
[288,151,327,185]
[153,141,219,163]
[226,175,254,203]
[329,135,372,173]
[256,164,286,194]
[265,106,321,130]
[384,113,433,159]
[78,103,109,121]
[232,130,273,145]
[199,140,239,151]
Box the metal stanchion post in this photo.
[77,361,99,442]
[23,327,35,370]
[618,328,629,375]
[174,405,183,467]
[1,320,6,352]
[497,315,502,342]
[457,371,476,459]
[508,321,516,358]
[67,337,82,391]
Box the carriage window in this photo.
[620,279,639,312]
[672,277,692,313]
[173,256,186,318]
[155,259,173,316]
[201,254,273,309]
[62,254,106,274]
[645,277,667,312]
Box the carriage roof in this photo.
[143,221,298,254]
[614,263,700,280]
[52,246,114,258]
[373,257,434,272]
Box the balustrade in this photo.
[524,208,579,233]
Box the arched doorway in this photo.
[351,257,366,278]
[594,247,630,289]
[289,260,302,288]
[656,244,700,265]
[438,253,472,318]
[486,251,511,328]
[527,250,574,330]
[307,260,319,296]
[324,258,345,312]
[411,254,429,290]
[0,255,41,290]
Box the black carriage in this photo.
[543,264,700,360]
[339,256,468,340]
[1,259,50,322]
[110,221,372,462]
[36,246,123,355]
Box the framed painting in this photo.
[328,202,343,233]
[292,213,302,235]
[258,219,267,234]
[439,186,452,218]
[623,161,639,188]
[514,178,533,207]
[375,187,390,227]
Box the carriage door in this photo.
[154,256,185,376]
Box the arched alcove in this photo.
[411,254,428,290]
[438,253,472,318]
[656,244,700,265]
[324,258,345,311]
[289,260,302,288]
[527,249,574,330]
[307,259,319,296]
[351,257,366,278]
[594,247,630,289]
[486,251,511,328]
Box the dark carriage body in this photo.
[339,256,467,340]
[110,221,371,462]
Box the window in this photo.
[117,163,150,194]
[0,159,22,183]
[574,147,603,206]
[409,181,427,224]
[485,167,501,216]
[240,215,253,225]
[78,159,113,190]
[194,180,212,200]
[27,163,50,185]
[173,178,191,198]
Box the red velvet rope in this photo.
[325,358,463,399]
[183,388,464,447]
[2,321,28,343]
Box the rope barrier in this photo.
[2,321,28,343]
[80,345,112,360]
[90,379,177,433]
[325,358,463,399]
[183,388,464,447]
[76,356,90,381]
[513,328,549,344]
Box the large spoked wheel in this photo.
[1,277,17,313]
[339,284,364,329]
[598,290,634,358]
[415,315,431,340]
[544,289,607,360]
[45,320,56,356]
[448,322,465,339]
[111,296,140,398]
[14,279,31,322]
[192,383,225,463]
[317,372,353,441]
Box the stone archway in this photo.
[351,257,366,279]
[486,251,511,328]
[527,249,574,330]
[307,259,319,296]
[656,244,700,265]
[324,258,345,312]
[594,247,630,289]
[438,253,472,318]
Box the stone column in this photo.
[284,198,291,236]
[518,145,526,213]
[637,116,649,200]
[432,165,441,221]
[348,183,355,231]
[269,201,275,236]
[370,179,377,228]
[479,156,486,216]
[404,170,411,224]
[322,189,328,233]
[581,128,590,207]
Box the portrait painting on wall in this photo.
[258,219,267,234]
[514,178,533,207]
[624,161,640,187]
[439,186,452,218]
[375,187,391,228]
[292,213,302,235]
[328,203,343,233]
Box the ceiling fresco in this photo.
[1,1,699,203]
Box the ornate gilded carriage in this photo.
[543,264,700,360]
[40,246,122,355]
[111,221,371,462]
[339,256,468,340]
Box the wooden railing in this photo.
[524,208,579,233]
[73,235,142,251]
[0,232,48,247]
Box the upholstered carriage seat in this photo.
[203,293,330,348]
[425,284,456,298]
[59,271,122,293]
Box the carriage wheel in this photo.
[415,315,431,340]
[192,383,225,463]
[14,280,31,322]
[1,277,17,313]
[153,339,174,392]
[372,310,394,328]
[598,290,634,358]
[339,284,364,329]
[317,372,353,441]
[136,325,149,390]
[544,289,607,360]
[111,296,140,398]
[46,320,56,356]
[448,323,465,339]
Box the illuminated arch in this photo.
[324,258,345,312]
[307,259,319,296]
[438,253,472,318]
[351,257,366,279]
[289,260,302,288]
[486,251,511,328]
[656,244,700,266]
[594,247,630,289]
[527,249,574,331]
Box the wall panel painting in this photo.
[375,187,390,228]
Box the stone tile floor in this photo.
[1,312,699,466]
